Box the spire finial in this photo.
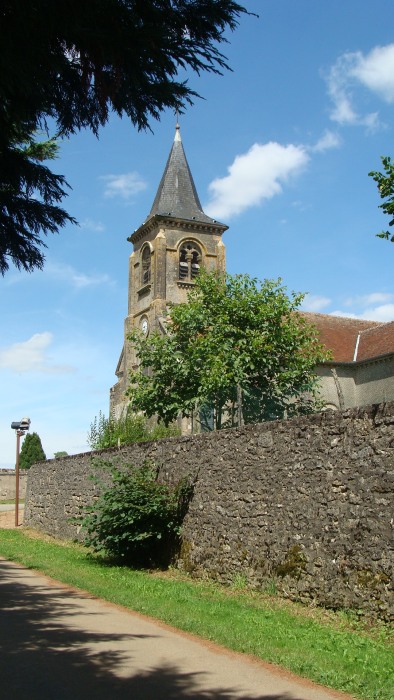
[174,110,181,142]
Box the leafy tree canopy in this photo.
[1,1,247,273]
[1,1,248,136]
[127,272,330,430]
[0,124,76,274]
[369,156,394,242]
[0,0,246,274]
[19,432,46,469]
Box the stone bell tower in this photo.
[110,124,228,417]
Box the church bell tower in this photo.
[110,124,228,417]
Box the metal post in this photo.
[15,430,21,527]
[11,418,30,527]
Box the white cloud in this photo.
[345,292,394,307]
[100,172,147,200]
[303,289,394,322]
[0,333,75,374]
[360,304,394,322]
[301,295,332,312]
[311,130,341,153]
[352,44,394,102]
[45,262,114,289]
[329,310,357,319]
[67,270,113,289]
[291,200,311,213]
[326,44,394,128]
[329,292,394,322]
[327,55,361,125]
[80,218,105,233]
[205,142,309,219]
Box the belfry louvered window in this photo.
[141,246,151,285]
[179,242,201,281]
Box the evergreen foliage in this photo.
[1,1,247,273]
[127,272,330,430]
[369,156,394,242]
[81,460,194,566]
[87,409,179,450]
[19,432,46,469]
[0,124,76,274]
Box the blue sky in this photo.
[1,0,394,466]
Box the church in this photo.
[110,126,394,419]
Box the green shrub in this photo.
[87,409,179,450]
[81,460,194,567]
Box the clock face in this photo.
[140,317,149,335]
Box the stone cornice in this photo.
[177,280,196,290]
[128,215,228,246]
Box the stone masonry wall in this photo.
[25,403,394,620]
[0,471,27,499]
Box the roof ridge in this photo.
[300,310,383,326]
[358,319,394,335]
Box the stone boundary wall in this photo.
[25,403,394,620]
[0,471,27,499]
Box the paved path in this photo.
[0,557,354,700]
[0,505,24,529]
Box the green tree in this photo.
[54,451,68,459]
[127,272,329,430]
[0,123,76,274]
[369,156,394,242]
[1,1,247,274]
[19,432,46,469]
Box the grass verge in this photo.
[0,499,24,505]
[0,528,392,700]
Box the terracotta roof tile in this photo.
[299,312,383,362]
[357,321,394,360]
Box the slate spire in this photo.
[148,123,218,224]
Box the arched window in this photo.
[179,242,201,282]
[141,245,151,285]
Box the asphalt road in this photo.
[0,557,355,700]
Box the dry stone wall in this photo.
[25,403,394,620]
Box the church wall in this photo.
[25,402,394,621]
[316,367,341,409]
[109,381,126,419]
[127,224,224,327]
[163,226,224,306]
[316,365,356,410]
[355,356,394,406]
[111,213,227,419]
[317,355,394,411]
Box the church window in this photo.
[141,245,151,285]
[179,242,201,282]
